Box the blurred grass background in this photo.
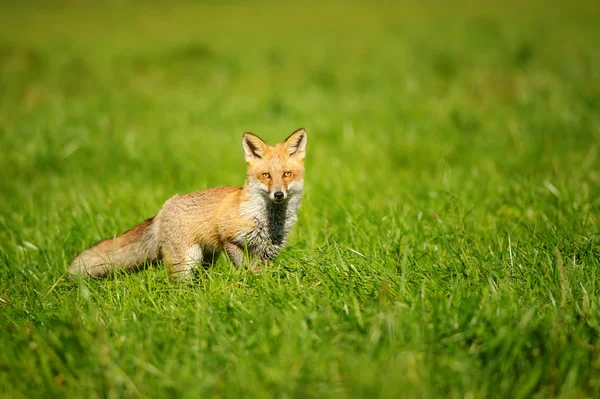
[0,1,599,397]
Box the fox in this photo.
[69,128,307,281]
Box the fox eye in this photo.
[283,171,292,177]
[262,172,271,178]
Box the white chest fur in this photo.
[236,193,302,260]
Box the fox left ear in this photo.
[284,128,307,159]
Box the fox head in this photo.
[242,128,307,204]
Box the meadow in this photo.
[0,1,599,397]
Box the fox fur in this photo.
[69,128,307,281]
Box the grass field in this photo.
[1,1,599,397]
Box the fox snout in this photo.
[271,190,286,203]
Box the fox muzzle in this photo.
[270,190,287,203]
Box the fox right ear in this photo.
[242,132,268,163]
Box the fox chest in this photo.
[234,197,301,261]
[233,218,287,260]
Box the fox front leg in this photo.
[224,242,262,272]
[224,242,244,268]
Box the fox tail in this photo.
[69,217,159,279]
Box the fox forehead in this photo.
[248,144,304,172]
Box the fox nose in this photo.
[274,191,284,200]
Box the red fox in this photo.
[69,128,307,281]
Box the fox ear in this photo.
[242,132,268,162]
[284,128,307,159]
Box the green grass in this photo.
[1,1,599,397]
